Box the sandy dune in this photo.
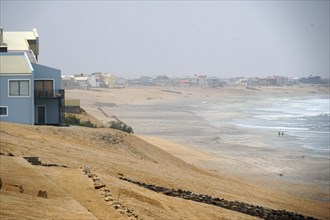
[0,121,329,219]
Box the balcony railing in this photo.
[34,89,64,99]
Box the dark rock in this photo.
[94,183,106,189]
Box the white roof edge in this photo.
[24,52,34,72]
[32,28,39,38]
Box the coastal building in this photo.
[88,72,102,88]
[299,75,322,84]
[61,75,75,89]
[74,75,89,89]
[0,28,65,125]
[101,73,117,88]
[259,76,288,86]
[206,77,223,87]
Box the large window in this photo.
[35,80,53,91]
[0,106,8,116]
[9,80,30,96]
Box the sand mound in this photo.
[0,122,328,219]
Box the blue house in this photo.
[0,28,65,125]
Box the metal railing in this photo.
[34,89,64,99]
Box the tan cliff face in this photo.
[0,121,328,219]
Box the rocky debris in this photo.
[7,152,14,157]
[37,190,48,198]
[119,177,319,220]
[82,165,91,175]
[100,134,123,145]
[41,163,69,168]
[94,182,106,189]
[88,173,95,178]
[92,176,100,182]
[81,166,140,220]
[90,175,106,189]
[104,196,114,202]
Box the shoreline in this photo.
[66,85,330,202]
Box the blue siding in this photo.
[34,99,60,124]
[32,63,62,124]
[0,75,34,124]
[32,63,61,89]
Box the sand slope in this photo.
[0,122,329,219]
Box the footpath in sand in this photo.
[0,121,329,219]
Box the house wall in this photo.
[34,99,60,124]
[0,75,34,124]
[32,63,61,89]
[32,63,62,124]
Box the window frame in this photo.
[34,79,54,91]
[8,79,31,97]
[0,106,8,117]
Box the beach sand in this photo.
[66,85,330,203]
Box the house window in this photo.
[9,80,30,96]
[0,106,8,116]
[35,80,53,91]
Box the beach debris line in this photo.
[81,166,140,220]
[119,177,319,220]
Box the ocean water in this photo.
[194,95,330,152]
[233,97,330,151]
[109,95,329,154]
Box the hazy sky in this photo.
[1,1,329,78]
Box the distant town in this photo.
[62,73,329,90]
